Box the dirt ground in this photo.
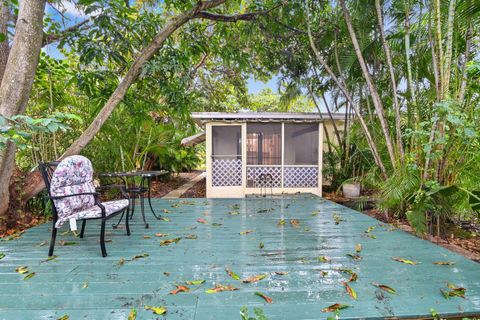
[180,178,206,198]
[324,192,480,262]
[149,171,202,198]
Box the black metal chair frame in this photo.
[39,161,131,257]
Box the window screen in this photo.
[212,126,241,160]
[247,123,281,165]
[284,123,319,165]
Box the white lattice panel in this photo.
[246,166,282,188]
[212,159,242,186]
[284,167,318,188]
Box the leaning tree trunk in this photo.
[339,0,397,169]
[305,4,388,178]
[21,0,244,201]
[375,0,404,160]
[0,0,46,221]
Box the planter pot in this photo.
[342,183,361,198]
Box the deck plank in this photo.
[0,196,479,319]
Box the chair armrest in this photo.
[49,192,100,200]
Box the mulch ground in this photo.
[324,192,480,262]
[149,171,201,198]
[180,178,206,198]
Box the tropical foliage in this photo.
[0,0,478,237]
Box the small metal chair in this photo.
[39,155,130,257]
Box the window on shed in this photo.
[246,123,281,165]
[284,123,319,165]
[212,126,241,160]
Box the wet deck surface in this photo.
[1,196,479,319]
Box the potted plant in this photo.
[342,177,361,198]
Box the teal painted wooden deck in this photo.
[1,195,479,319]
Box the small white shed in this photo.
[186,112,344,198]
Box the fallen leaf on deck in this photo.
[23,272,35,280]
[333,213,345,224]
[366,234,377,239]
[57,315,69,320]
[442,283,466,299]
[155,233,168,237]
[226,268,241,280]
[205,284,239,293]
[311,211,319,216]
[254,292,273,303]
[160,217,170,222]
[337,269,358,282]
[365,226,376,233]
[118,258,126,266]
[259,242,264,249]
[320,270,328,277]
[144,305,167,315]
[239,230,253,235]
[321,303,349,312]
[82,282,88,289]
[41,255,58,263]
[372,282,396,294]
[257,208,273,213]
[274,271,288,275]
[355,244,362,252]
[228,211,240,215]
[392,257,418,265]
[36,240,47,247]
[278,219,286,226]
[184,234,197,240]
[318,256,330,262]
[0,253,4,260]
[127,308,136,320]
[290,219,300,228]
[131,253,149,260]
[434,261,455,265]
[242,274,267,283]
[163,209,170,214]
[170,285,190,295]
[185,279,205,285]
[212,223,223,227]
[59,241,77,246]
[143,236,151,239]
[344,282,357,300]
[197,218,207,224]
[346,253,362,260]
[163,272,170,276]
[15,266,29,274]
[160,238,182,246]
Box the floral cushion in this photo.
[50,155,96,228]
[76,199,129,219]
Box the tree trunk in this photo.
[19,0,234,201]
[458,25,472,102]
[375,0,404,160]
[339,0,397,169]
[0,0,10,82]
[0,0,46,220]
[306,5,388,178]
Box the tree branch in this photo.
[43,18,91,46]
[195,11,259,22]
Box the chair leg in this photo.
[80,220,87,238]
[48,221,57,257]
[140,194,148,229]
[100,218,107,257]
[125,208,131,236]
[130,193,136,219]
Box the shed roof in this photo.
[191,112,345,125]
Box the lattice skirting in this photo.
[246,166,282,188]
[284,167,318,188]
[212,159,242,186]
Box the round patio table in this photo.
[99,170,168,229]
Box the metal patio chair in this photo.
[39,155,130,257]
